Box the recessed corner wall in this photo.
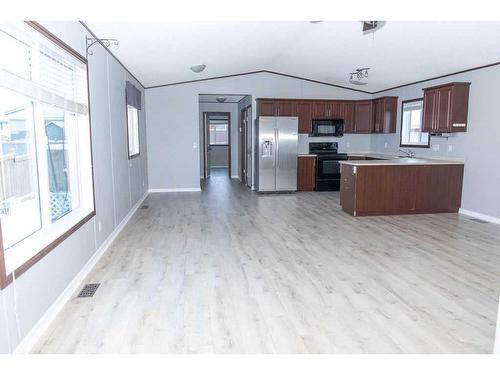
[145,72,371,190]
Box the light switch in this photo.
[384,142,388,149]
[346,142,350,148]
[193,142,198,149]
[448,144,453,152]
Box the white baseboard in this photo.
[495,294,500,354]
[148,188,201,193]
[13,191,149,354]
[458,208,500,225]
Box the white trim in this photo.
[13,191,149,354]
[495,293,500,354]
[458,208,500,225]
[148,188,201,193]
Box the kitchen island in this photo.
[339,157,465,216]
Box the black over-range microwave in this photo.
[310,119,344,137]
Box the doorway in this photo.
[203,112,231,179]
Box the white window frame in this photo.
[126,104,140,159]
[0,22,95,286]
[400,98,430,148]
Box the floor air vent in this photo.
[77,283,100,298]
[141,205,149,209]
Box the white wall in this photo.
[198,102,239,177]
[0,21,148,353]
[370,65,500,220]
[146,72,371,190]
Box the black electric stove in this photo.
[309,142,348,191]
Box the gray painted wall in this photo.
[198,102,239,177]
[370,64,500,219]
[146,72,371,190]
[0,21,148,353]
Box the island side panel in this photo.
[340,164,356,215]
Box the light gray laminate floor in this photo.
[33,169,500,353]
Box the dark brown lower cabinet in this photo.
[297,156,316,191]
[340,163,464,216]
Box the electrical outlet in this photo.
[448,144,453,152]
[346,142,350,148]
[384,142,388,149]
[432,144,440,151]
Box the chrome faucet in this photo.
[399,149,415,158]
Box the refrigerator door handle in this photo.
[275,125,279,169]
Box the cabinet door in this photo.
[259,100,278,116]
[436,87,452,132]
[312,101,329,119]
[354,101,374,133]
[383,97,398,133]
[296,101,312,134]
[278,101,297,117]
[373,99,384,133]
[422,90,437,132]
[297,156,316,191]
[330,101,344,118]
[343,102,355,133]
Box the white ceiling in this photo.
[86,21,500,92]
[199,94,246,103]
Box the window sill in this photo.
[1,209,95,289]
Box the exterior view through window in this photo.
[400,99,429,147]
[0,22,94,273]
[127,104,140,157]
[209,121,229,145]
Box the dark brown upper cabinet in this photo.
[277,100,297,117]
[354,101,374,133]
[373,96,398,133]
[422,82,470,133]
[343,101,355,133]
[312,101,330,119]
[296,101,312,134]
[258,100,278,116]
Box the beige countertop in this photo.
[298,154,317,157]
[340,157,464,166]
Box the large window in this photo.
[400,99,430,148]
[209,121,229,145]
[0,22,94,281]
[126,82,141,158]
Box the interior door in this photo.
[240,108,246,184]
[276,117,298,191]
[204,113,211,179]
[245,106,252,188]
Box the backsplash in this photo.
[298,134,371,154]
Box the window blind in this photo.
[126,81,142,110]
[0,22,88,116]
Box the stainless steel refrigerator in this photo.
[255,116,298,192]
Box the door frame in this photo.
[203,112,231,179]
[240,105,252,185]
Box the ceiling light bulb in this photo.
[190,64,206,73]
